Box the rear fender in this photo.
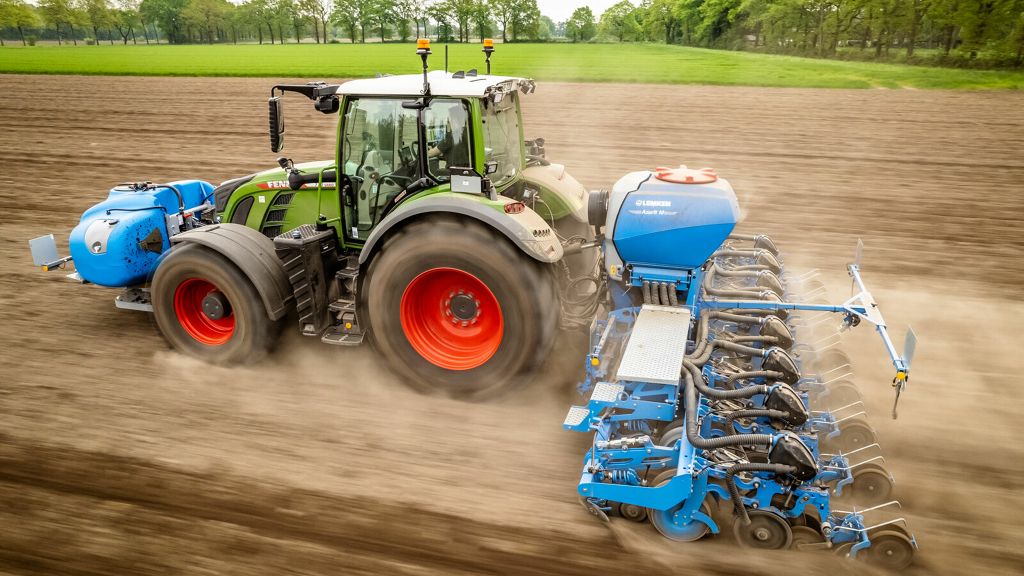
[357,194,563,266]
[169,224,293,320]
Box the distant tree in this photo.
[284,0,307,42]
[492,0,513,40]
[369,0,398,41]
[0,0,39,45]
[643,0,677,42]
[427,0,453,40]
[599,1,640,42]
[509,0,539,41]
[113,0,140,44]
[81,0,112,43]
[471,0,489,39]
[444,0,473,41]
[536,13,553,38]
[406,0,425,37]
[141,0,188,43]
[956,0,1014,58]
[332,0,372,41]
[565,5,596,41]
[183,0,223,43]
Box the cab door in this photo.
[338,97,420,244]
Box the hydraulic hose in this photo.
[681,370,775,447]
[703,265,770,300]
[688,312,766,361]
[156,184,186,213]
[727,233,758,241]
[686,337,769,366]
[723,409,790,435]
[713,267,761,279]
[682,359,771,400]
[726,370,785,388]
[729,335,779,345]
[726,462,796,525]
[713,249,763,258]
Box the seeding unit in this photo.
[564,168,917,567]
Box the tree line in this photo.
[577,0,1023,66]
[0,0,559,46]
[2,0,1021,67]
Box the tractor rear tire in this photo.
[152,244,282,365]
[363,217,559,399]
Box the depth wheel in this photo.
[790,526,824,550]
[363,217,559,399]
[615,502,648,523]
[152,244,280,364]
[867,531,915,570]
[813,349,851,373]
[850,466,893,504]
[834,420,876,452]
[646,470,712,541]
[733,510,793,549]
[827,380,862,408]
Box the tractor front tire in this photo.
[152,244,281,365]
[363,217,559,399]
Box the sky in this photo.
[536,0,621,22]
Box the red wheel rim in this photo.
[173,278,235,345]
[400,267,503,370]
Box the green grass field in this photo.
[2,43,1022,89]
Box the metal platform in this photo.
[615,305,693,386]
[321,326,364,346]
[590,382,625,403]
[564,406,590,427]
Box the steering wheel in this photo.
[382,174,417,189]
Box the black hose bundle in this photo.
[642,280,680,306]
[703,265,771,300]
[681,369,774,446]
[725,370,784,387]
[682,360,772,402]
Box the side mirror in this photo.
[269,96,285,153]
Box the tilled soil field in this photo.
[0,75,1022,575]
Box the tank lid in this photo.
[654,165,717,184]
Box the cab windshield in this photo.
[481,92,522,186]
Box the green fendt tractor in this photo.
[88,41,596,397]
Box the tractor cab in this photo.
[328,69,535,239]
[264,36,545,245]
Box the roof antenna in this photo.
[416,39,432,96]
[445,44,449,74]
[482,39,494,75]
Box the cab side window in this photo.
[341,98,418,237]
[425,100,472,181]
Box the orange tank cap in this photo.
[654,165,718,184]
[417,38,430,50]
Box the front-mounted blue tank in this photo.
[69,180,214,287]
[607,166,740,273]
